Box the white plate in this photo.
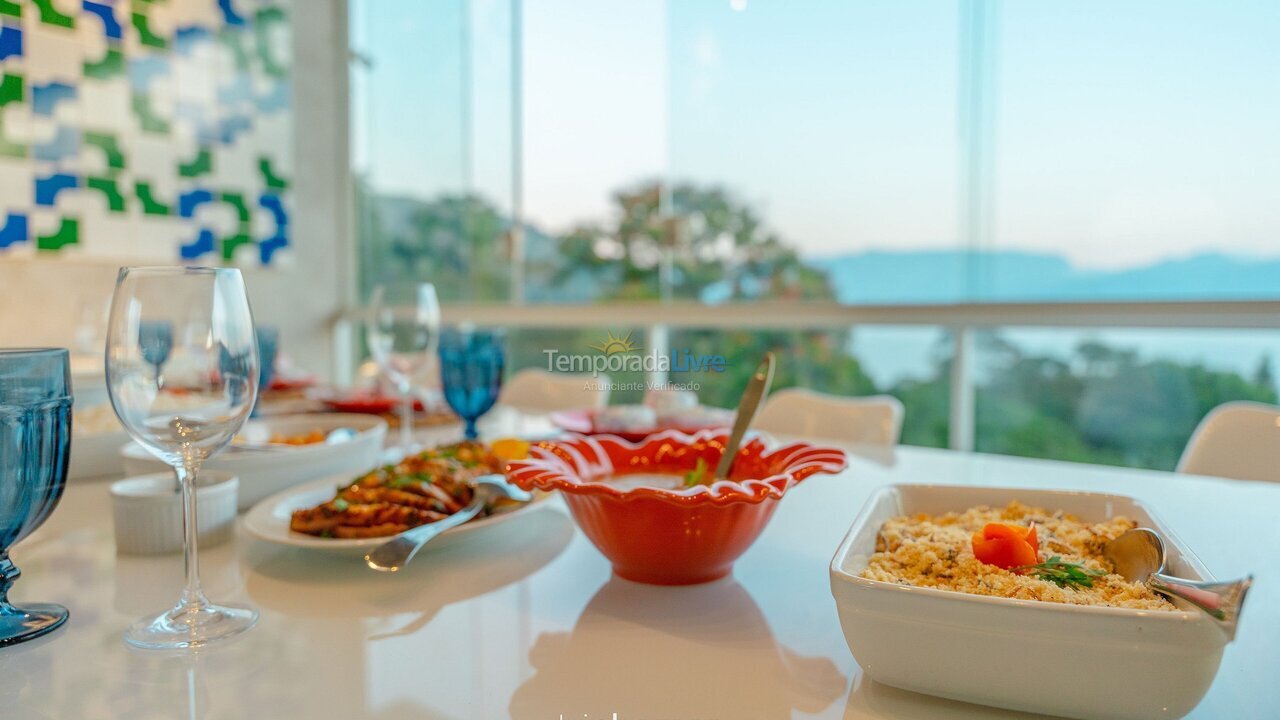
[243,473,548,553]
[122,413,387,511]
[830,484,1229,720]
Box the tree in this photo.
[555,182,833,303]
[355,177,511,303]
[395,195,510,302]
[973,338,1278,470]
[550,181,875,407]
[1254,354,1276,395]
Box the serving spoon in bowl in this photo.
[1104,528,1252,639]
[714,353,776,481]
[365,475,532,572]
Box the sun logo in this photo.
[589,331,638,355]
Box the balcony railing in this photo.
[332,299,1280,453]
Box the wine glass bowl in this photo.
[105,267,260,649]
[438,328,505,440]
[0,348,73,647]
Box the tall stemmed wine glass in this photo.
[0,348,73,646]
[105,267,259,649]
[367,284,441,455]
[438,328,505,441]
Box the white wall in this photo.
[0,0,353,381]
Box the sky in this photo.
[351,0,1280,271]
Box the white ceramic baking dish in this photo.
[829,484,1233,720]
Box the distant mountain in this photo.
[367,189,1280,304]
[810,250,1280,304]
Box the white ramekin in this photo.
[110,471,239,555]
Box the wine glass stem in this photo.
[465,418,479,440]
[399,380,414,452]
[174,462,209,613]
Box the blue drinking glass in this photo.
[255,327,278,391]
[138,319,173,380]
[438,329,505,440]
[0,348,72,647]
[250,327,278,416]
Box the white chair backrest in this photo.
[1177,401,1280,483]
[755,387,903,446]
[500,368,609,413]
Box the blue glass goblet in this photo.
[438,329,505,441]
[251,327,278,416]
[138,319,173,380]
[0,348,72,647]
[255,327,278,390]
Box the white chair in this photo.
[755,387,904,446]
[1177,401,1280,483]
[500,368,610,413]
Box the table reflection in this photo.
[241,506,573,626]
[511,575,846,719]
[0,632,58,720]
[842,673,1053,720]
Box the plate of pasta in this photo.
[243,439,547,553]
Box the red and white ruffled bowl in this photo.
[506,430,847,585]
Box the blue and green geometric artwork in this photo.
[0,0,292,266]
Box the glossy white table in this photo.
[4,438,1278,719]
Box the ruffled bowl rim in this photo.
[506,428,848,507]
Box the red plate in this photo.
[549,408,726,443]
[267,375,318,392]
[320,393,425,414]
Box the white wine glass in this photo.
[367,283,441,455]
[105,267,259,649]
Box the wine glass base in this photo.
[0,602,69,647]
[124,601,258,650]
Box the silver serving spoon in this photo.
[1104,528,1252,639]
[714,353,776,481]
[365,475,532,572]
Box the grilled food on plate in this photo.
[289,439,530,539]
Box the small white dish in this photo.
[121,413,387,510]
[829,484,1232,720]
[243,473,548,555]
[69,429,130,480]
[70,355,108,409]
[111,471,239,555]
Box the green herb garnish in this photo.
[1014,556,1107,589]
[388,472,430,489]
[331,498,349,512]
[683,458,711,487]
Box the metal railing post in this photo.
[332,315,355,386]
[949,326,975,452]
[647,323,669,389]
